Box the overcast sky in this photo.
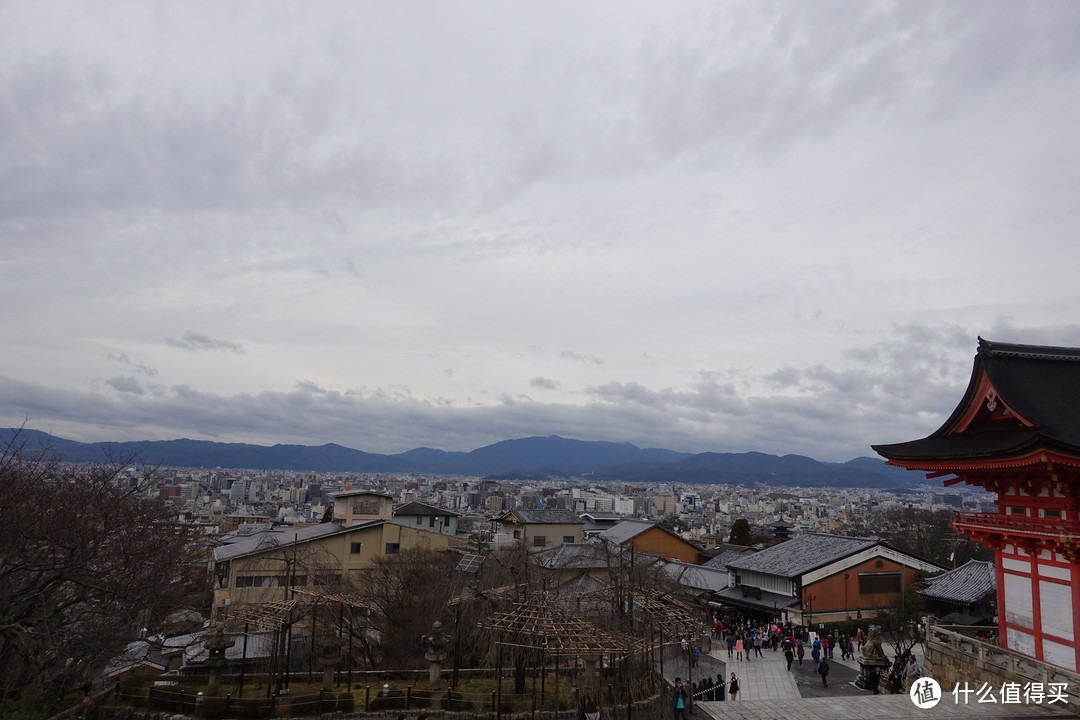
[2,1,1079,462]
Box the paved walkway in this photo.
[708,648,799,702]
[688,647,1072,720]
[694,694,1073,719]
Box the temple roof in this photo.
[919,559,996,605]
[873,338,1080,464]
[724,532,880,578]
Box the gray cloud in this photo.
[560,351,604,365]
[530,377,561,391]
[0,319,1069,461]
[166,332,245,354]
[104,352,158,377]
[105,376,145,395]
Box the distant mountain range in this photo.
[0,429,928,488]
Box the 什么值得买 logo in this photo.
[910,678,942,709]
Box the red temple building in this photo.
[874,338,1080,672]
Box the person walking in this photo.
[581,694,599,720]
[903,655,922,690]
[753,634,763,658]
[784,646,794,671]
[796,642,805,667]
[726,633,735,658]
[857,627,866,652]
[888,665,903,694]
[818,657,830,688]
[867,666,881,695]
[735,635,745,662]
[811,644,820,669]
[78,698,99,720]
[728,672,740,702]
[672,678,689,720]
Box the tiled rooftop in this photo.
[920,559,996,604]
[724,533,878,578]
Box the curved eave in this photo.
[877,446,1080,474]
[871,428,1042,463]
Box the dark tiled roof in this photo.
[701,543,757,557]
[533,542,613,569]
[330,489,393,499]
[702,550,747,571]
[874,338,1080,461]
[213,520,371,561]
[919,560,996,604]
[394,501,460,517]
[554,572,609,596]
[596,519,655,544]
[662,561,731,593]
[533,542,660,570]
[724,533,878,578]
[505,509,583,525]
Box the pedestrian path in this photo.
[693,693,1072,719]
[690,646,1072,719]
[705,650,799,702]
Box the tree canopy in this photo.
[0,435,203,716]
[728,517,753,546]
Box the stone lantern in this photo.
[423,621,449,687]
[204,623,235,696]
[315,633,343,691]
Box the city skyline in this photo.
[3,2,1080,461]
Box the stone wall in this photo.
[924,625,1080,716]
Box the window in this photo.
[416,516,423,525]
[513,530,521,539]
[533,535,546,547]
[562,536,574,544]
[429,516,436,527]
[1011,507,1026,515]
[236,575,284,588]
[351,499,379,515]
[1044,509,1061,518]
[350,542,363,554]
[858,572,901,594]
[385,543,400,555]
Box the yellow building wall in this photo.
[216,523,461,610]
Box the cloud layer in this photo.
[2,2,1079,460]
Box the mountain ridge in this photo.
[0,428,923,488]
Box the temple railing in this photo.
[925,620,1080,715]
[953,512,1080,538]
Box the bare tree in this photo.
[834,507,990,568]
[357,547,458,667]
[0,434,203,715]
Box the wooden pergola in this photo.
[483,601,632,657]
[218,588,375,695]
[478,599,656,720]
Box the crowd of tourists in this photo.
[701,610,926,696]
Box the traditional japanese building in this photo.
[874,338,1080,672]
